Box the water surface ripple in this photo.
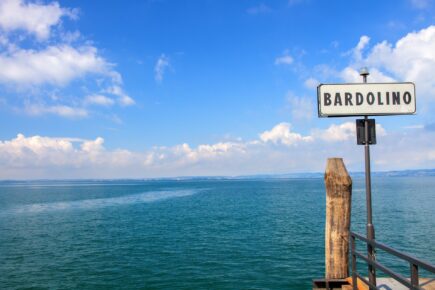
[0,178,434,289]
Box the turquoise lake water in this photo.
[0,177,434,289]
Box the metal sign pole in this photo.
[360,67,376,288]
[317,69,418,289]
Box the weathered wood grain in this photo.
[325,158,352,279]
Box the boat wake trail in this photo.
[6,189,201,215]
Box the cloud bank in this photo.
[2,121,434,179]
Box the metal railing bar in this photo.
[351,231,435,273]
[351,235,357,290]
[355,273,377,289]
[354,251,421,289]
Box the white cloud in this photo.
[275,54,293,66]
[0,134,139,178]
[84,94,114,107]
[0,0,75,40]
[155,54,170,82]
[1,134,72,158]
[0,0,134,118]
[260,122,313,145]
[81,137,104,152]
[106,85,135,106]
[376,124,387,136]
[340,26,435,102]
[340,67,396,83]
[196,142,246,158]
[364,26,435,97]
[25,104,88,118]
[144,141,247,169]
[316,122,356,142]
[60,30,81,43]
[80,137,105,162]
[353,35,370,61]
[314,122,386,142]
[304,77,319,89]
[0,45,110,86]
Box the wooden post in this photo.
[325,158,352,279]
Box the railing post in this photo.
[351,234,357,290]
[410,263,419,288]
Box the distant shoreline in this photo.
[1,168,434,182]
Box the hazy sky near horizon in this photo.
[1,0,435,179]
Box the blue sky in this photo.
[0,0,435,178]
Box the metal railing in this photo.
[350,231,435,290]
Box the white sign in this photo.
[317,82,416,117]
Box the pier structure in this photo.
[312,158,435,290]
[314,68,435,289]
